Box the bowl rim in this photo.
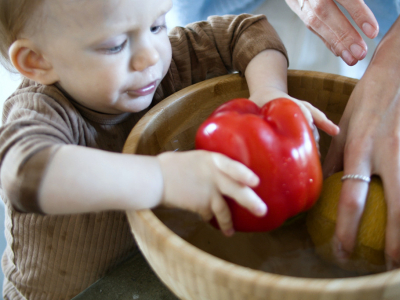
[130,208,400,291]
[124,70,400,294]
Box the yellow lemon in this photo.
[306,171,387,274]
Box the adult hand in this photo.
[323,17,400,270]
[285,0,379,66]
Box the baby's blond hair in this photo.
[0,0,44,71]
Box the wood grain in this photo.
[123,71,400,300]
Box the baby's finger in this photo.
[210,194,235,236]
[312,124,320,145]
[211,153,259,187]
[302,102,340,136]
[216,171,267,217]
[198,209,214,223]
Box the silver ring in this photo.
[341,174,371,183]
[298,0,305,10]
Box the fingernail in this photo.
[250,174,260,186]
[334,239,350,261]
[341,50,356,66]
[255,203,267,216]
[330,121,340,132]
[362,22,378,38]
[224,228,235,237]
[350,44,366,60]
[336,248,350,261]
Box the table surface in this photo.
[72,249,179,300]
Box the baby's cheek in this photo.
[160,40,172,77]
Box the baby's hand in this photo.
[157,150,267,236]
[250,88,340,139]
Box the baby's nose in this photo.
[131,46,159,72]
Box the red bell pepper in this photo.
[195,98,322,232]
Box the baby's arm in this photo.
[39,145,164,213]
[39,145,266,236]
[245,49,340,137]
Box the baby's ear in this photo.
[8,39,59,85]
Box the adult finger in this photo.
[334,177,369,260]
[322,100,354,178]
[333,145,371,262]
[288,0,360,61]
[308,26,337,55]
[286,0,376,65]
[322,136,345,178]
[379,160,400,270]
[308,22,359,66]
[307,0,368,63]
[336,0,379,39]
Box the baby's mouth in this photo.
[126,81,157,97]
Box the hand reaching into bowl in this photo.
[245,49,340,139]
[157,150,266,236]
[323,16,400,271]
[157,50,341,237]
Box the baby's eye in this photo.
[150,25,166,34]
[104,40,127,54]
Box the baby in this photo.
[0,0,338,299]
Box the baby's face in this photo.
[31,0,173,114]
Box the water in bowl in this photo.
[154,207,383,279]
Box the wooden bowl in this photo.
[123,70,400,300]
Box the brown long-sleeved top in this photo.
[0,14,287,299]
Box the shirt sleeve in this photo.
[0,82,78,213]
[156,14,288,101]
